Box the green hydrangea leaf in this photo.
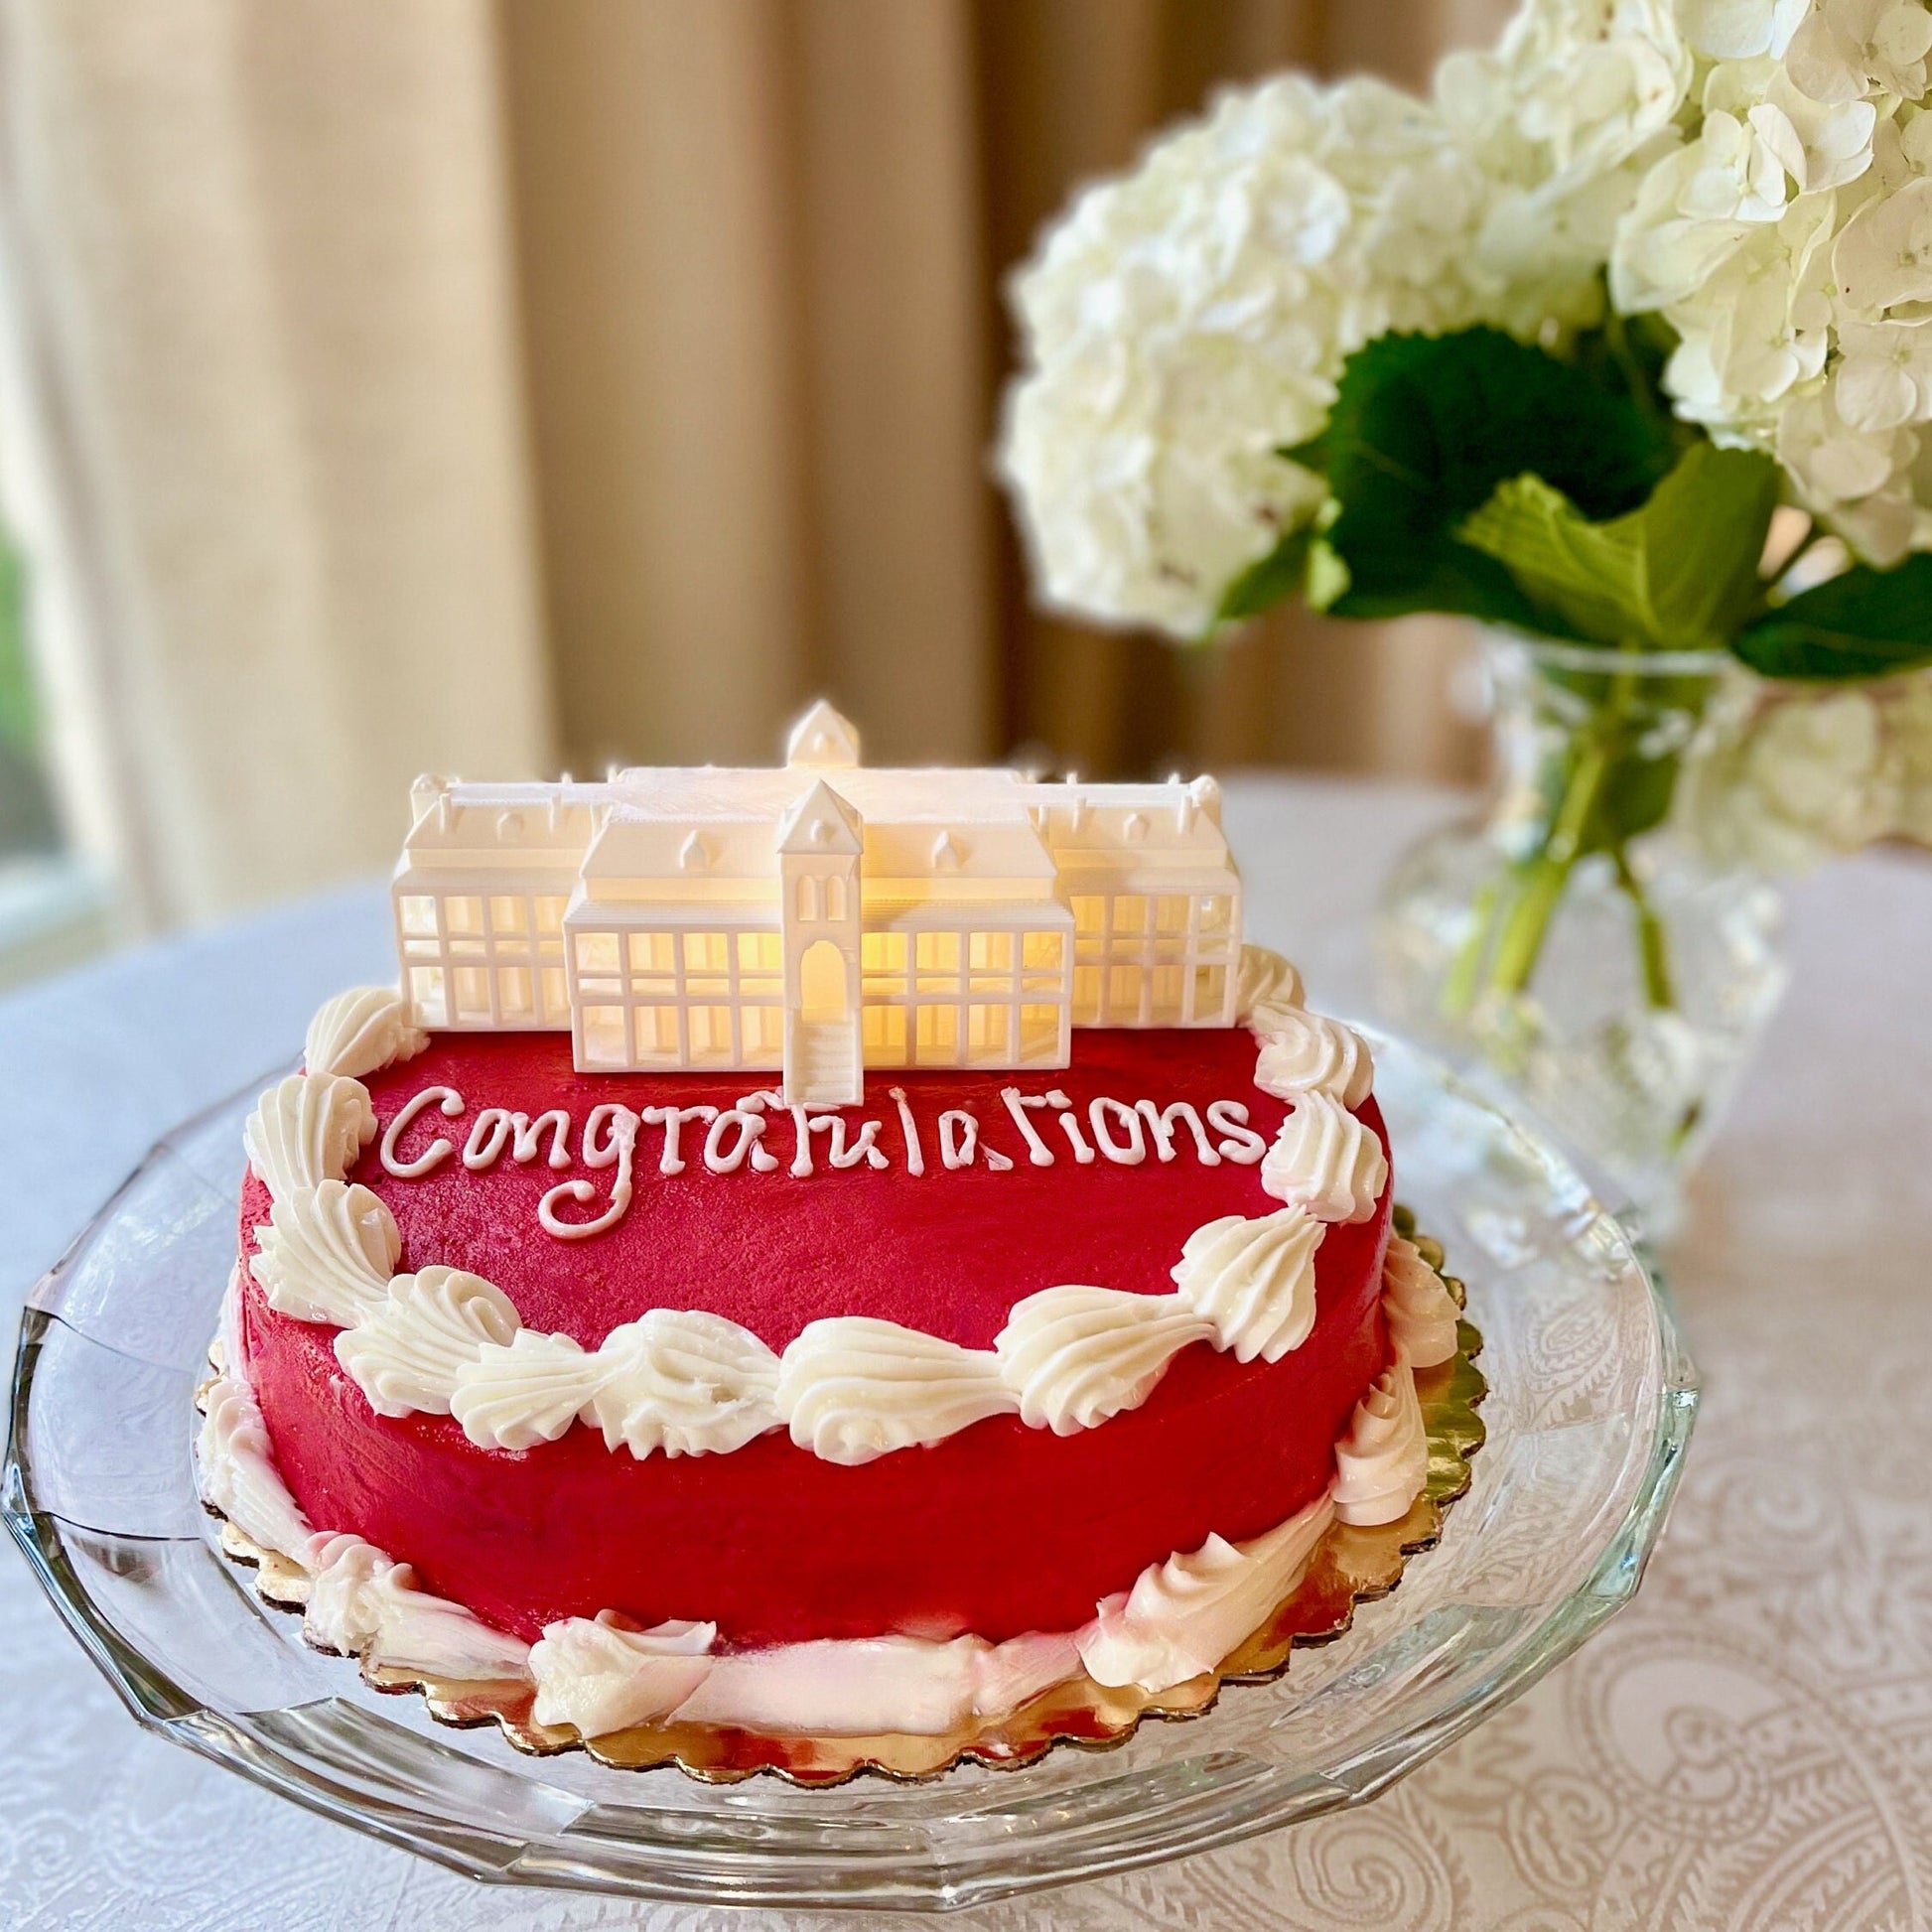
[1308,327,1675,623]
[1458,444,1780,651]
[1733,555,1932,679]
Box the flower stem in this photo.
[1613,849,1676,1009]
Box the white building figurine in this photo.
[392,702,1241,1108]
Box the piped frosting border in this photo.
[240,948,1402,1466]
[200,1219,1465,1753]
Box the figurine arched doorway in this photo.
[799,938,849,1025]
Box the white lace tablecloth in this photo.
[3,776,1928,1931]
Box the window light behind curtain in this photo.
[0,0,1505,931]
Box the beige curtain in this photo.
[1,0,1512,926]
[0,0,552,924]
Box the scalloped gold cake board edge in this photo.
[203,1215,1485,1789]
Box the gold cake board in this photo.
[207,1217,1485,1787]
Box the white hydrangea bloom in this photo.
[1685,672,1932,870]
[999,3,1696,636]
[997,74,1500,636]
[999,0,1932,634]
[1612,4,1932,565]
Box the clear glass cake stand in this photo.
[4,1035,1696,1913]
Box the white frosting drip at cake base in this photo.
[200,1261,1438,1742]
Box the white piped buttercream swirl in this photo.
[1253,1010,1374,1108]
[1077,1491,1335,1691]
[1383,1235,1459,1369]
[530,1613,717,1733]
[451,1329,604,1450]
[1332,1357,1429,1527]
[244,1072,376,1203]
[587,1311,781,1458]
[336,1266,522,1418]
[1260,1092,1388,1224]
[995,1286,1213,1434]
[1235,943,1305,1023]
[251,1179,399,1327]
[197,1373,313,1561]
[304,986,428,1081]
[776,1318,1015,1465]
[304,1531,532,1680]
[1171,1207,1325,1363]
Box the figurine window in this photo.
[580,1007,626,1067]
[968,931,1013,974]
[1071,896,1104,935]
[967,1004,1009,1057]
[825,874,847,921]
[408,966,448,1027]
[738,931,782,976]
[862,931,905,974]
[862,1004,907,1064]
[915,931,958,973]
[632,1004,679,1059]
[797,875,821,921]
[496,966,534,1020]
[489,896,528,935]
[445,896,484,938]
[400,896,438,938]
[535,897,568,935]
[1022,931,1064,972]
[1198,896,1232,934]
[576,931,621,975]
[1019,1004,1061,1062]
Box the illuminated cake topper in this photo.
[392,702,1241,1105]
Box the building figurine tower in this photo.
[392,701,1242,1106]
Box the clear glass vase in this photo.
[1375,634,1788,1233]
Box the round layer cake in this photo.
[201,954,1459,1746]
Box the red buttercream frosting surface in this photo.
[239,1028,1392,1647]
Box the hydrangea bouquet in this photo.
[998,0,1932,1207]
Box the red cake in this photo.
[197,721,1462,1754]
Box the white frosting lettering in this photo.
[512,1109,573,1169]
[702,1105,778,1174]
[1047,1089,1096,1164]
[1087,1096,1146,1165]
[938,1109,1012,1171]
[538,1104,640,1240]
[643,1102,717,1176]
[890,1085,925,1175]
[379,1085,464,1179]
[1205,1098,1266,1165]
[999,1086,1056,1166]
[462,1107,513,1172]
[1136,1099,1219,1166]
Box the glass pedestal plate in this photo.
[5,1035,1695,1912]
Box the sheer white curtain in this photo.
[0,0,552,926]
